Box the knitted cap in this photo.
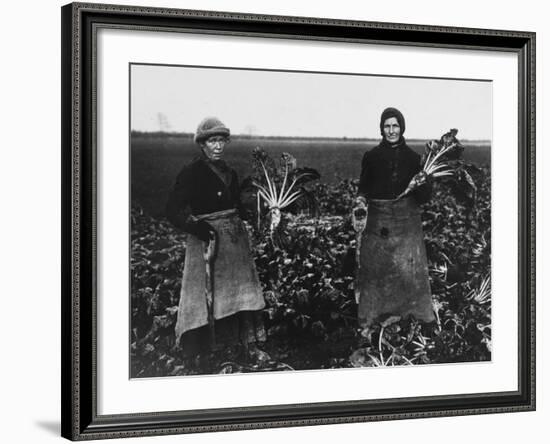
[379,107,405,136]
[194,117,230,144]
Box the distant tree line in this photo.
[130,130,490,145]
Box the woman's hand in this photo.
[352,197,368,233]
[188,220,216,242]
[416,170,431,185]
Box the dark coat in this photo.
[165,156,243,231]
[358,138,431,203]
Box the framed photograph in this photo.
[61,2,535,440]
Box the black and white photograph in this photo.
[130,64,492,378]
[1,0,545,442]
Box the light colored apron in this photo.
[175,209,265,342]
[356,197,435,327]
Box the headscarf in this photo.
[379,107,406,137]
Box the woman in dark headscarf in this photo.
[166,117,266,366]
[355,107,435,330]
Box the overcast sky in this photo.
[131,64,492,140]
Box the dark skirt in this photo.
[356,196,435,327]
[179,310,266,359]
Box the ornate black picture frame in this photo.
[61,2,535,440]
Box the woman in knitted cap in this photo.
[166,117,266,370]
[354,107,435,333]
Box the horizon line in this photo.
[130,130,491,143]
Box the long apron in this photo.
[356,197,435,327]
[175,209,265,345]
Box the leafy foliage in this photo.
[130,165,491,377]
[241,147,320,246]
[398,129,478,202]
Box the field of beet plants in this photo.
[130,162,491,378]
